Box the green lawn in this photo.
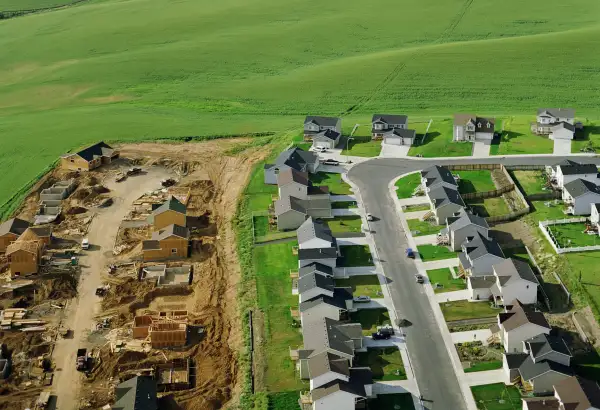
[403,203,430,212]
[341,136,381,157]
[572,124,600,153]
[267,391,302,410]
[368,393,415,410]
[547,222,600,248]
[417,245,456,262]
[456,170,495,194]
[440,300,502,322]
[565,251,600,317]
[326,216,363,234]
[408,120,472,157]
[292,142,313,151]
[355,347,407,381]
[457,341,503,373]
[427,268,466,294]
[395,173,422,199]
[339,245,374,267]
[331,201,358,209]
[0,0,72,9]
[407,218,441,236]
[471,383,522,410]
[529,200,566,222]
[335,275,382,298]
[350,309,391,336]
[512,170,548,195]
[309,172,352,195]
[490,116,554,155]
[465,361,503,373]
[466,196,510,217]
[253,240,304,391]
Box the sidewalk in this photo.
[332,208,361,216]
[397,197,430,206]
[472,141,491,157]
[337,236,369,246]
[434,290,470,303]
[451,329,493,346]
[380,143,411,158]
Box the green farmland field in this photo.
[0,0,73,10]
[3,0,600,215]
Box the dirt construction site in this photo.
[0,139,269,410]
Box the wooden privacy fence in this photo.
[486,207,530,223]
[527,192,561,201]
[462,185,513,200]
[447,164,502,171]
[504,165,547,171]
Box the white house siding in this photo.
[384,136,413,146]
[313,138,335,150]
[572,192,600,215]
[313,391,359,410]
[503,324,551,353]
[300,305,341,327]
[470,255,506,276]
[475,131,494,141]
[451,225,489,251]
[591,205,600,224]
[299,258,337,269]
[300,238,334,250]
[279,182,309,201]
[556,169,600,190]
[500,281,537,305]
[277,210,306,231]
[299,288,334,304]
[468,279,493,301]
[310,372,349,390]
[531,372,572,395]
[435,203,464,225]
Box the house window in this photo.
[171,248,178,254]
[274,168,279,175]
[477,122,482,128]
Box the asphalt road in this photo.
[347,155,600,410]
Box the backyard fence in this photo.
[523,246,552,311]
[526,191,562,201]
[538,218,600,254]
[447,164,502,171]
[504,165,547,171]
[251,210,297,244]
[462,185,513,200]
[486,207,530,224]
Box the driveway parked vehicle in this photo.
[353,295,371,303]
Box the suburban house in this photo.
[591,204,600,233]
[468,258,538,305]
[552,376,600,410]
[304,116,342,140]
[277,169,325,201]
[421,166,458,192]
[372,114,408,138]
[5,228,45,276]
[27,227,52,247]
[440,209,489,251]
[549,122,576,141]
[383,128,417,146]
[491,300,551,354]
[299,287,354,325]
[312,129,342,150]
[458,232,505,276]
[297,217,336,250]
[264,148,319,185]
[299,263,334,278]
[111,375,158,410]
[150,197,187,231]
[551,160,599,190]
[61,141,119,171]
[427,186,465,225]
[532,108,575,136]
[142,224,190,262]
[515,333,573,395]
[298,247,338,269]
[298,271,335,302]
[302,367,374,410]
[0,218,30,252]
[453,114,495,143]
[562,179,600,215]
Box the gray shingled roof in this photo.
[552,122,576,132]
[299,287,352,313]
[384,128,416,139]
[297,217,334,247]
[311,368,372,400]
[453,114,495,133]
[525,333,571,360]
[312,129,341,141]
[298,247,337,261]
[538,108,575,119]
[500,300,550,332]
[463,232,504,260]
[448,209,489,231]
[504,352,529,369]
[429,186,465,209]
[493,258,537,284]
[299,263,333,278]
[302,317,356,357]
[372,114,408,127]
[298,272,335,294]
[277,168,310,187]
[564,178,600,198]
[307,352,350,379]
[271,147,317,172]
[468,276,496,289]
[112,376,158,410]
[518,354,573,381]
[304,116,340,127]
[275,196,306,216]
[152,196,186,216]
[554,376,600,410]
[520,399,560,410]
[556,160,598,176]
[0,218,30,237]
[421,166,457,188]
[151,224,190,241]
[73,141,115,162]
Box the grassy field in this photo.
[408,119,472,157]
[350,309,391,335]
[0,0,73,9]
[326,216,363,234]
[572,125,600,153]
[407,218,441,236]
[547,222,600,248]
[417,245,456,261]
[339,245,374,267]
[440,300,501,322]
[4,0,600,214]
[355,347,407,381]
[309,172,352,195]
[456,170,495,194]
[512,170,547,195]
[335,275,382,298]
[395,173,422,199]
[427,268,466,293]
[341,136,381,157]
[490,116,554,155]
[471,383,522,410]
[403,203,430,212]
[466,196,510,217]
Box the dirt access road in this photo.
[51,165,174,409]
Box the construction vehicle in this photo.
[127,167,142,176]
[115,172,127,182]
[76,348,88,371]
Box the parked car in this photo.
[322,159,340,166]
[415,274,424,284]
[81,238,89,250]
[405,248,415,258]
[316,147,327,153]
[366,213,374,221]
[372,327,394,340]
[353,295,371,303]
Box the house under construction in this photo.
[133,311,188,348]
[155,358,192,392]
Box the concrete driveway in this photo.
[381,143,411,157]
[554,139,572,155]
[472,141,491,157]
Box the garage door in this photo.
[385,137,401,146]
[314,141,330,149]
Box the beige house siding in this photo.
[61,155,93,171]
[0,233,18,253]
[9,250,38,276]
[143,237,188,261]
[153,211,186,231]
